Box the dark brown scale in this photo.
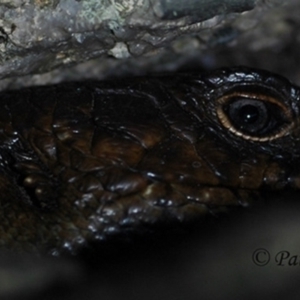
[0,67,299,254]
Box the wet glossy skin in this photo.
[0,67,300,254]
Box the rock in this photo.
[0,0,286,89]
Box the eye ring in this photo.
[216,90,294,142]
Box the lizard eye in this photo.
[216,87,294,141]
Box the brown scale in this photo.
[0,67,299,254]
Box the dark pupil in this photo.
[238,104,259,124]
[227,98,269,134]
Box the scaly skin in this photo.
[0,67,299,254]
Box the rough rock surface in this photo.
[0,0,286,89]
[0,0,255,73]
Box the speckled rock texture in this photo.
[0,0,253,77]
[0,0,286,89]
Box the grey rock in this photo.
[0,0,283,89]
